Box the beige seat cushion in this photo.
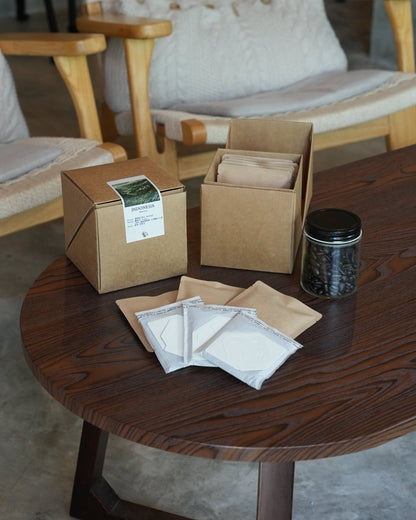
[130,71,416,144]
[0,137,114,219]
[0,142,62,182]
[171,70,395,117]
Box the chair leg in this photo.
[101,102,120,143]
[386,106,416,150]
[44,0,58,32]
[67,0,77,32]
[16,0,29,21]
[155,135,179,178]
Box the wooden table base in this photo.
[69,421,294,520]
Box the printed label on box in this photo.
[107,175,165,243]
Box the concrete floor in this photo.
[1,2,416,519]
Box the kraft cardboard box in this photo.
[201,119,313,274]
[61,157,187,293]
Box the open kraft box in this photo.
[201,119,313,274]
[61,157,187,293]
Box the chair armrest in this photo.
[76,13,172,39]
[0,33,106,56]
[384,0,415,73]
[0,32,106,142]
[76,12,171,159]
[98,142,127,162]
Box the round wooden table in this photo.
[20,145,416,519]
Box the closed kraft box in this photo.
[61,157,187,293]
[201,119,313,274]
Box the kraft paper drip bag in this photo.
[176,276,245,304]
[227,280,322,339]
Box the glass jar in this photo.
[300,208,362,299]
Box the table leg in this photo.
[70,421,109,518]
[70,421,294,520]
[69,420,190,520]
[257,461,295,520]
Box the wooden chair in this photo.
[0,32,126,237]
[77,0,416,180]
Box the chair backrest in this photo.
[0,50,29,143]
[96,0,348,111]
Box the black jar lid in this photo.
[304,208,361,242]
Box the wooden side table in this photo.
[20,145,416,519]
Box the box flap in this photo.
[62,157,184,206]
[65,207,100,289]
[227,119,312,155]
[227,119,313,224]
[61,171,95,248]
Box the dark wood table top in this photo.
[20,145,416,464]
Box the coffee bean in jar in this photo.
[300,208,362,299]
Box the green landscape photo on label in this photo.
[112,177,160,207]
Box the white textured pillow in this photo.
[0,51,29,143]
[103,0,347,112]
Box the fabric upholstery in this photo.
[0,137,114,219]
[101,0,347,111]
[0,51,29,143]
[140,72,416,144]
[171,70,395,117]
[0,142,62,182]
[85,0,416,149]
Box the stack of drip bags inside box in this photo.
[117,277,322,390]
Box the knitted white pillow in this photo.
[102,0,347,112]
[0,51,29,143]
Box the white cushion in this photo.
[141,71,416,144]
[171,70,395,117]
[0,51,29,143]
[102,0,347,112]
[0,137,114,220]
[0,142,62,182]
